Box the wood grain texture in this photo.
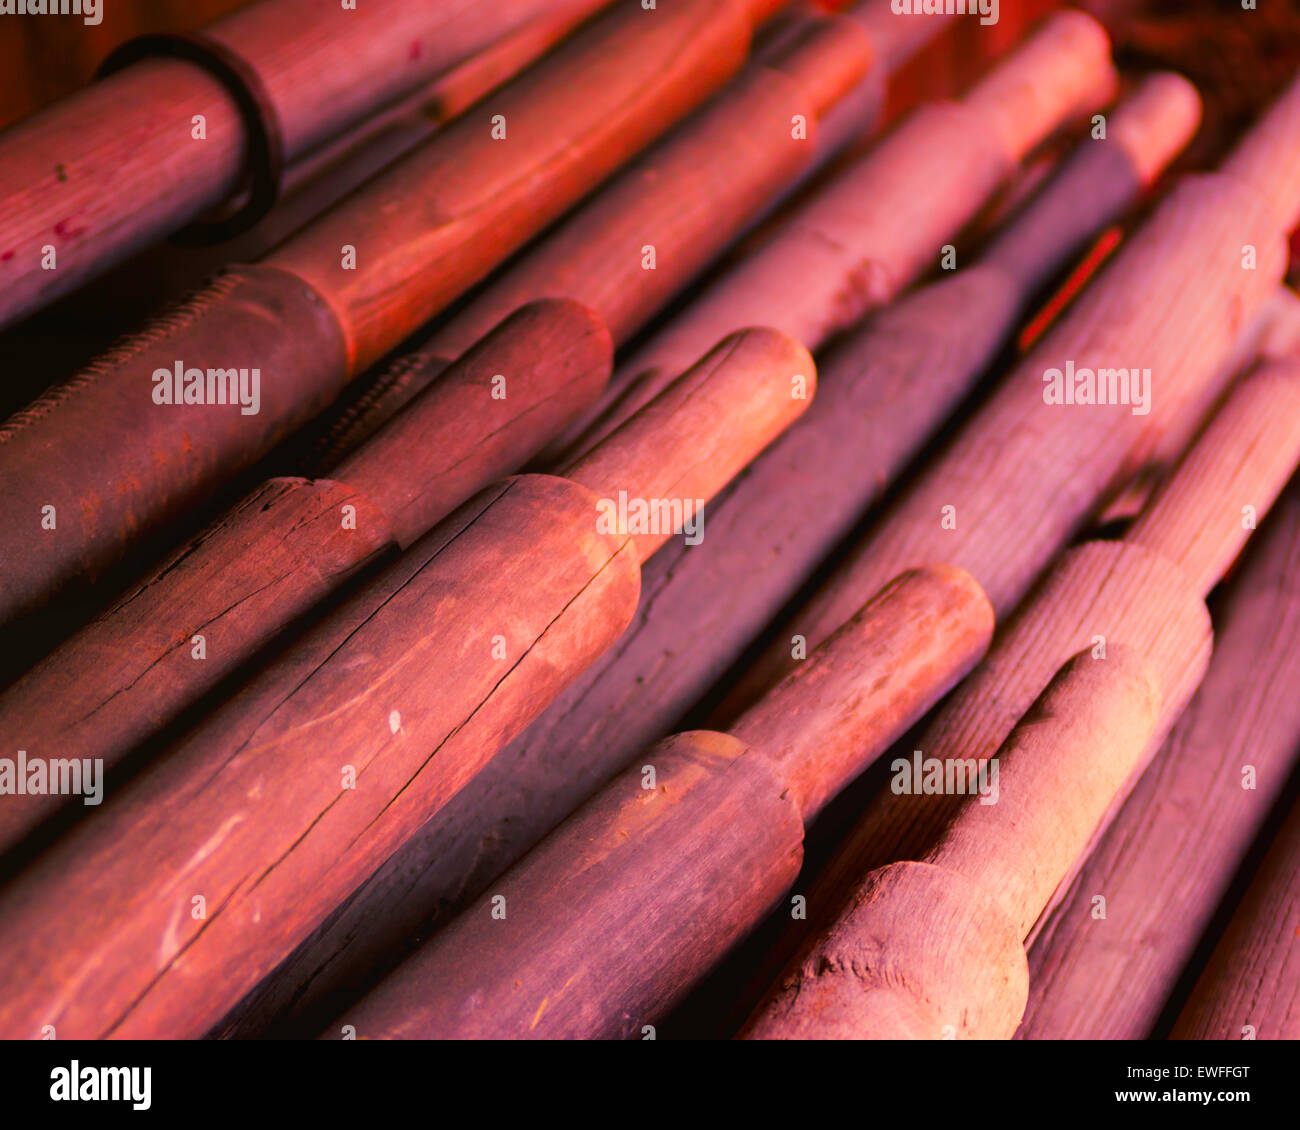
[0,264,348,625]
[723,93,1300,714]
[0,0,762,625]
[736,347,1300,1038]
[519,73,1196,832]
[794,542,1214,905]
[559,9,1117,458]
[1217,70,1300,235]
[743,860,1029,1040]
[0,473,641,1039]
[0,300,611,856]
[1021,475,1300,1039]
[0,323,807,1038]
[343,728,806,1041]
[309,4,881,463]
[1170,793,1300,1040]
[1125,359,1300,596]
[48,0,626,332]
[0,0,612,327]
[0,475,394,857]
[225,76,1198,1035]
[744,647,1162,1040]
[563,328,814,564]
[1140,283,1300,476]
[726,541,1215,1033]
[203,0,611,159]
[333,301,614,548]
[268,0,757,372]
[333,566,990,1039]
[921,647,1163,941]
[729,565,992,822]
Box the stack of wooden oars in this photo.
[0,0,1298,1043]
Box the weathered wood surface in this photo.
[223,73,1204,1037]
[39,0,618,335]
[267,0,761,374]
[1170,792,1300,1041]
[0,300,612,857]
[0,326,810,1039]
[0,0,615,328]
[0,0,767,626]
[722,73,1300,716]
[1125,358,1300,594]
[1022,375,1300,1039]
[334,566,990,1039]
[558,10,1117,460]
[737,355,1300,1039]
[333,302,612,549]
[744,648,1162,1040]
[309,0,899,464]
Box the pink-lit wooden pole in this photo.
[0,0,617,329]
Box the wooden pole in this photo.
[0,327,812,1039]
[0,0,616,329]
[554,10,1118,461]
[511,74,1195,803]
[35,0,625,334]
[744,647,1164,1040]
[0,0,918,854]
[240,74,1199,1032]
[720,72,1300,719]
[329,565,991,1039]
[0,300,612,857]
[1022,410,1300,1039]
[741,360,1300,1039]
[0,0,773,627]
[308,0,913,464]
[1170,791,1300,1041]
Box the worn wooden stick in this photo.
[0,300,611,857]
[1022,429,1300,1039]
[232,74,1198,1034]
[554,9,1117,460]
[308,0,919,464]
[330,565,991,1039]
[0,0,774,626]
[720,71,1300,718]
[0,0,915,857]
[0,326,812,1040]
[511,74,1195,798]
[0,0,615,329]
[1124,358,1300,596]
[1170,791,1300,1041]
[745,647,1164,1040]
[742,359,1300,1039]
[40,0,621,335]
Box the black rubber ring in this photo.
[96,31,285,245]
